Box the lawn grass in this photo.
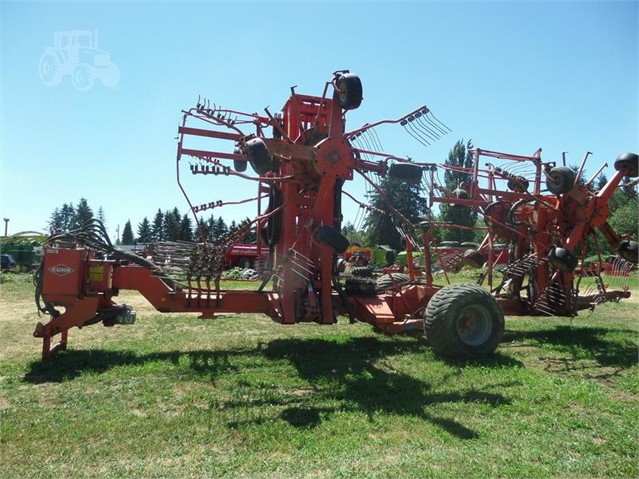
[1,273,637,478]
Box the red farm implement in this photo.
[33,71,638,360]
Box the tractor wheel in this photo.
[618,240,639,264]
[376,273,411,292]
[336,73,363,110]
[424,283,504,358]
[38,52,62,86]
[245,138,274,175]
[351,266,374,278]
[344,277,377,296]
[72,64,94,91]
[548,247,578,272]
[388,163,423,184]
[463,249,486,268]
[546,166,575,195]
[613,153,639,178]
[313,226,350,253]
[233,147,247,172]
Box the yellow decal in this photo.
[88,265,105,282]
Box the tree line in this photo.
[48,201,255,245]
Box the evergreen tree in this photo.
[97,206,107,226]
[121,220,135,244]
[438,139,478,243]
[137,217,153,243]
[214,217,228,241]
[163,208,181,241]
[179,213,194,242]
[195,214,215,242]
[48,202,76,232]
[595,173,608,192]
[365,175,427,251]
[73,198,94,229]
[205,214,216,242]
[151,209,164,242]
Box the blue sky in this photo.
[1,0,637,240]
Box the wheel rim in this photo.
[338,82,347,103]
[456,304,493,346]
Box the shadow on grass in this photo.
[261,337,517,438]
[23,337,520,439]
[503,325,638,367]
[23,348,249,384]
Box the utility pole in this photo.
[2,218,8,237]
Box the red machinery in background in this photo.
[33,71,638,360]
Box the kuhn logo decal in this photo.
[48,264,75,276]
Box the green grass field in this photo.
[1,273,637,478]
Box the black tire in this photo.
[336,73,363,110]
[388,163,423,184]
[548,247,578,272]
[351,266,374,278]
[546,166,575,195]
[233,147,247,172]
[314,226,349,253]
[460,242,480,250]
[376,273,410,291]
[245,138,273,175]
[344,277,376,296]
[463,249,486,268]
[618,240,639,264]
[507,178,529,193]
[424,283,504,358]
[613,152,639,178]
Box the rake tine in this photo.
[366,128,384,153]
[358,131,377,156]
[405,123,433,146]
[428,111,452,133]
[403,124,431,147]
[421,114,447,137]
[415,115,443,139]
[407,120,434,145]
[414,118,442,141]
